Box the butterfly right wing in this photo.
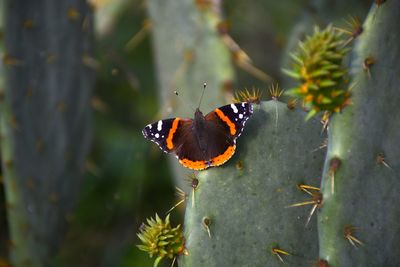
[206,102,253,139]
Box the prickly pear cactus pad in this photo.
[2,1,94,266]
[180,101,326,266]
[318,1,400,266]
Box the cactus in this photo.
[138,1,400,266]
[179,101,326,266]
[137,214,186,267]
[283,25,350,119]
[318,1,400,266]
[281,0,370,90]
[2,1,94,266]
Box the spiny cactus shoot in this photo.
[284,25,351,119]
[137,214,186,267]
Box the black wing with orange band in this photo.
[142,118,183,153]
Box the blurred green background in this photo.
[0,0,367,266]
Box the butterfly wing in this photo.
[143,118,209,170]
[206,102,253,138]
[142,118,183,153]
[201,102,253,167]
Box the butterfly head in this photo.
[194,108,204,120]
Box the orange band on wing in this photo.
[179,158,208,170]
[211,145,236,166]
[166,118,180,150]
[215,109,236,135]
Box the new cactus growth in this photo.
[137,214,186,267]
[284,25,350,119]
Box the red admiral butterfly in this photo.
[142,102,253,170]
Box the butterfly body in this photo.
[142,103,253,170]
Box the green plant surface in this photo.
[318,1,400,266]
[2,1,94,266]
[147,0,234,116]
[180,100,326,267]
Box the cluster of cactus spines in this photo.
[284,25,351,119]
[318,1,400,266]
[179,101,326,266]
[2,1,94,266]
[137,214,186,267]
[232,87,262,104]
[337,16,364,46]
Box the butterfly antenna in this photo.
[197,82,207,110]
[174,90,195,112]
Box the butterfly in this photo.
[142,103,253,170]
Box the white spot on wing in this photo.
[155,133,160,138]
[242,103,245,107]
[157,120,163,131]
[147,124,152,129]
[231,103,239,113]
[239,114,244,119]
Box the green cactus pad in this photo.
[179,101,326,266]
[2,1,94,266]
[318,1,400,266]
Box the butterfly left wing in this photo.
[143,118,210,170]
[142,118,183,153]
